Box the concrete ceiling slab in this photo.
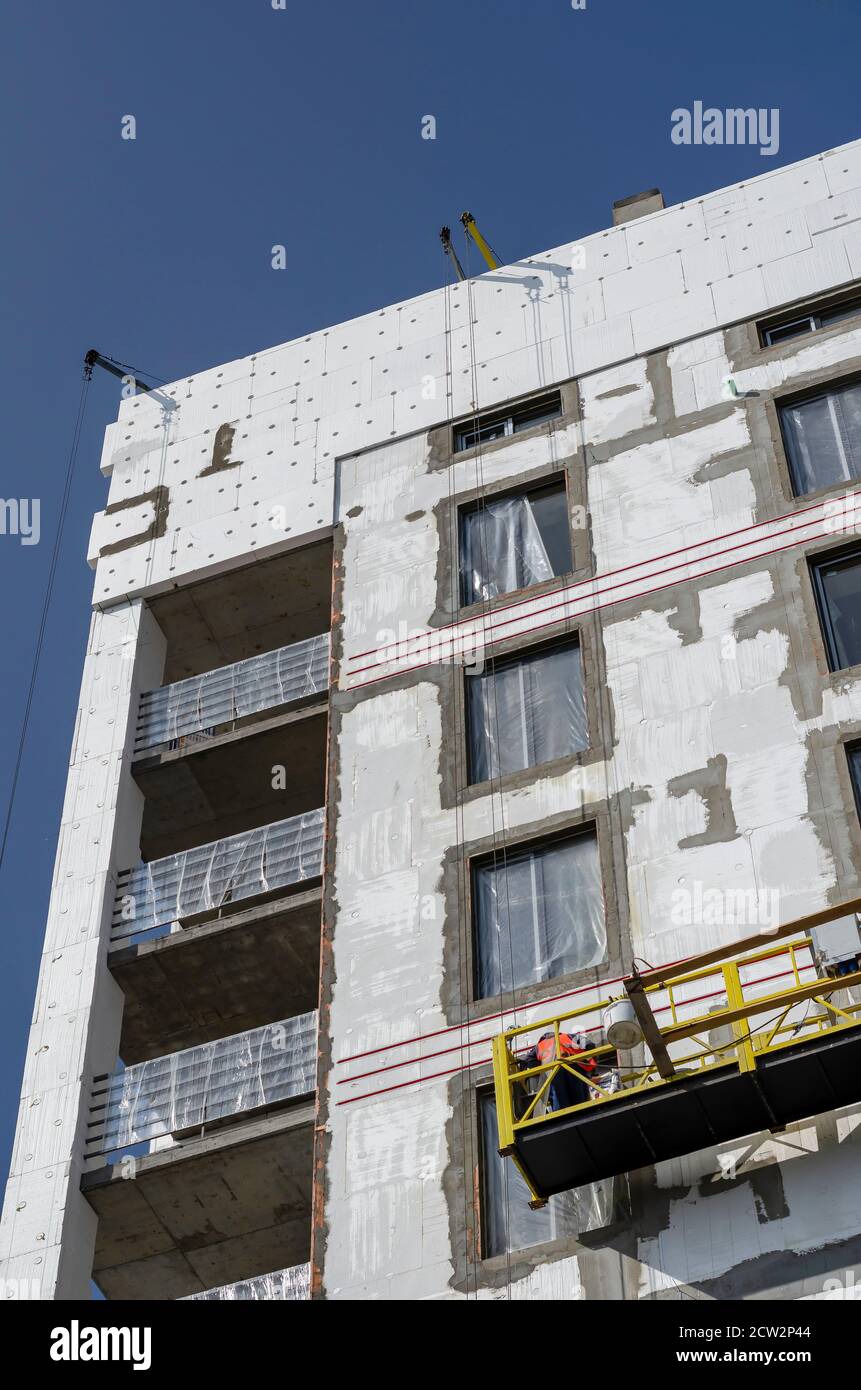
[135,704,327,860]
[84,1103,314,1301]
[111,888,323,1064]
[150,538,333,682]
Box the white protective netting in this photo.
[137,633,330,751]
[93,1012,317,1156]
[184,1265,310,1301]
[113,808,325,940]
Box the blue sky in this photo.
[0,0,858,1184]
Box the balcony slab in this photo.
[83,1103,314,1301]
[134,702,327,859]
[110,887,322,1063]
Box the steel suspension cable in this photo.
[0,370,91,878]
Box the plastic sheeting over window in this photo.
[467,641,587,784]
[781,380,861,495]
[473,831,606,999]
[112,808,324,941]
[480,1096,614,1257]
[184,1264,310,1301]
[460,484,571,605]
[136,632,330,752]
[88,1012,317,1159]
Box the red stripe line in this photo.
[345,501,859,683]
[335,954,812,1089]
[345,521,846,692]
[335,940,811,1067]
[346,490,857,665]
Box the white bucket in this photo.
[602,998,642,1050]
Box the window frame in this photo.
[453,391,563,455]
[469,821,606,1002]
[759,288,861,349]
[846,741,861,824]
[457,473,573,609]
[476,1086,568,1260]
[464,635,588,787]
[777,373,861,499]
[810,541,861,673]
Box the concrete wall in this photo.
[0,604,165,1298]
[315,142,861,1300]
[89,141,861,610]
[6,136,861,1300]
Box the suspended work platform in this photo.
[492,899,861,1206]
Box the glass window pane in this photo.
[473,832,606,998]
[529,483,573,578]
[820,300,861,329]
[458,419,509,451]
[816,552,861,670]
[765,317,815,346]
[513,402,562,433]
[467,642,588,783]
[479,1095,613,1257]
[848,745,861,820]
[781,382,861,495]
[454,395,561,454]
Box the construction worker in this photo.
[521,1030,598,1114]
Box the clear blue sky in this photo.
[0,0,858,1185]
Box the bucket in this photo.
[602,998,642,1049]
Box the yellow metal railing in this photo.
[492,933,861,1207]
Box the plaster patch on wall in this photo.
[579,359,655,445]
[589,412,752,574]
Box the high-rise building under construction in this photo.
[4,138,861,1301]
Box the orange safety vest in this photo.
[535,1032,597,1072]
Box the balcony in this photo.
[183,1264,310,1301]
[83,1015,316,1300]
[86,1011,317,1159]
[132,657,327,863]
[112,808,325,945]
[110,884,323,1063]
[135,632,330,755]
[135,541,334,862]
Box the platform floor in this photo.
[514,1024,861,1200]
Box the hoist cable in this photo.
[444,270,479,1301]
[0,370,90,877]
[460,228,520,1296]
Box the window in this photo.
[460,480,572,605]
[472,830,605,999]
[780,379,861,496]
[847,743,861,821]
[466,640,587,784]
[761,293,861,347]
[454,392,562,454]
[479,1093,612,1257]
[811,545,861,671]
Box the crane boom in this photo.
[460,212,501,270]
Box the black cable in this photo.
[102,353,166,385]
[0,372,90,876]
[444,273,479,1302]
[461,234,520,1293]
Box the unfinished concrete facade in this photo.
[4,139,861,1300]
